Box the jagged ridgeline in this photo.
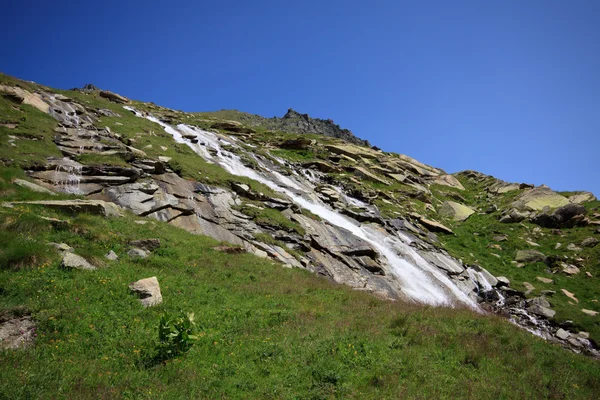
[195,108,371,147]
[1,72,600,398]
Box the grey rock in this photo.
[127,248,149,259]
[0,311,36,350]
[105,250,119,261]
[581,237,599,248]
[555,328,570,340]
[540,290,556,296]
[13,179,57,195]
[61,253,96,270]
[527,304,556,319]
[566,243,582,252]
[495,276,510,288]
[515,249,547,263]
[531,204,587,229]
[129,277,162,307]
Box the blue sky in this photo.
[2,1,599,195]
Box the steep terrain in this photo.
[1,72,599,398]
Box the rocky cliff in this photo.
[1,73,599,358]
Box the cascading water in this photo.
[126,108,477,308]
[54,158,83,194]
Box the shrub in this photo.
[155,311,199,362]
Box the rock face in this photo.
[13,179,57,195]
[438,201,475,221]
[129,277,163,307]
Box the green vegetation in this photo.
[155,311,199,363]
[1,200,600,399]
[435,176,600,342]
[235,203,305,236]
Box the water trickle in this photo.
[54,158,83,194]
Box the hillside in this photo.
[1,72,599,399]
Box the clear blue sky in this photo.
[2,1,599,195]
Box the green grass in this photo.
[234,203,305,236]
[1,199,600,399]
[436,175,600,342]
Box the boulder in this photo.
[99,90,130,104]
[581,309,598,316]
[48,242,74,253]
[493,234,508,242]
[61,253,96,270]
[129,277,163,307]
[438,201,475,221]
[536,276,553,284]
[512,186,569,212]
[566,243,582,252]
[523,282,535,295]
[496,276,510,288]
[581,237,599,248]
[105,250,119,261]
[128,248,149,259]
[0,85,49,113]
[351,167,390,185]
[13,179,57,195]
[325,144,380,160]
[568,192,596,204]
[499,208,530,223]
[531,204,587,229]
[527,304,556,319]
[555,328,570,340]
[515,250,547,264]
[419,218,454,235]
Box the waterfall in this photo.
[128,108,478,308]
[54,158,83,194]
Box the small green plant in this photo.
[155,311,199,361]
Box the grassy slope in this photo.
[434,177,600,341]
[1,185,600,399]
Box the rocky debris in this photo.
[568,192,596,204]
[581,309,598,316]
[211,120,255,134]
[7,200,123,217]
[512,186,569,212]
[515,250,547,264]
[561,289,579,303]
[0,84,49,113]
[536,276,554,284]
[105,250,119,260]
[13,179,57,195]
[128,238,161,252]
[526,297,556,319]
[99,90,129,104]
[0,309,36,350]
[129,277,163,307]
[61,252,96,270]
[280,138,315,150]
[581,237,599,248]
[128,248,149,259]
[438,201,475,221]
[488,181,521,194]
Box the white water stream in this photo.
[126,108,477,308]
